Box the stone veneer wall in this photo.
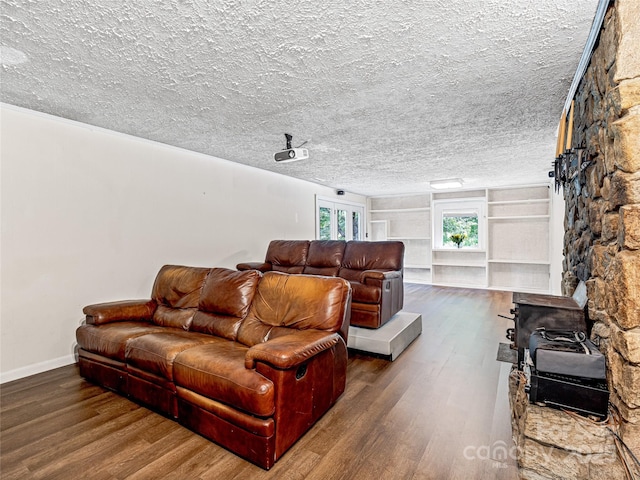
[563,0,640,457]
[510,369,627,479]
[511,1,640,479]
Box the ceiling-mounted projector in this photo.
[274,133,309,163]
[274,148,309,163]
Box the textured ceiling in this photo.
[1,1,597,196]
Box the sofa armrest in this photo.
[361,269,401,283]
[236,261,272,272]
[83,299,157,325]
[245,330,341,370]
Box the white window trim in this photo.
[432,198,486,250]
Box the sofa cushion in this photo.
[190,268,261,340]
[125,330,218,381]
[340,240,404,271]
[302,240,346,276]
[76,321,166,361]
[265,240,309,274]
[337,268,364,284]
[173,340,275,418]
[152,265,211,308]
[199,268,261,317]
[190,311,241,341]
[237,272,351,347]
[150,265,211,329]
[152,305,198,330]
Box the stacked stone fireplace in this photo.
[510,1,639,478]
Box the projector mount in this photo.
[274,133,309,163]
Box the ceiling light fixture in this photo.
[430,178,463,190]
[0,46,28,66]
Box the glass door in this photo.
[316,197,364,241]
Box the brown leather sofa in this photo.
[76,265,351,469]
[237,240,404,329]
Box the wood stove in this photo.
[506,282,588,368]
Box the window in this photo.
[442,211,479,248]
[316,197,365,241]
[352,211,360,240]
[318,205,332,240]
[433,199,485,250]
[337,208,346,240]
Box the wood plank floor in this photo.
[1,284,518,479]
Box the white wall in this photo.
[549,187,566,295]
[0,104,365,382]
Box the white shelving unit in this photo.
[369,220,388,241]
[430,189,488,287]
[368,194,431,283]
[367,184,552,293]
[431,249,487,288]
[486,185,551,293]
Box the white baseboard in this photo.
[0,354,76,384]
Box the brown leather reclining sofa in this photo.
[237,240,404,329]
[76,265,352,469]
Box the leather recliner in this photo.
[76,265,352,469]
[237,239,404,329]
[339,240,404,329]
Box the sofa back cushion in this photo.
[191,268,261,340]
[265,240,310,274]
[339,241,404,282]
[151,265,211,329]
[302,240,346,277]
[237,271,351,347]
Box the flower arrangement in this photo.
[449,233,467,248]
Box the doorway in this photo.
[316,197,365,241]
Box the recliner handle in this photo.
[296,364,307,380]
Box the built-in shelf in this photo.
[487,199,549,205]
[431,264,487,288]
[486,185,551,292]
[369,194,432,284]
[388,236,431,240]
[368,184,552,293]
[432,262,485,267]
[403,273,431,284]
[432,281,488,289]
[488,215,550,220]
[369,207,430,213]
[487,185,549,202]
[488,261,550,292]
[487,286,551,294]
[488,259,551,265]
[432,248,486,253]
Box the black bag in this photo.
[529,328,606,380]
[527,369,609,418]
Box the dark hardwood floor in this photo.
[1,284,518,479]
